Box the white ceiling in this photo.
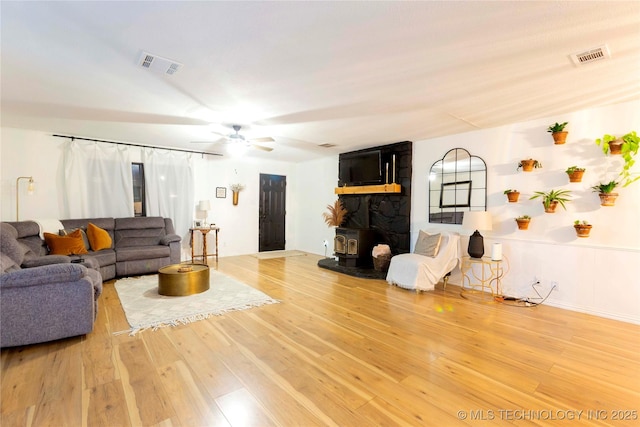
[2,1,639,162]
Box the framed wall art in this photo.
[216,187,227,198]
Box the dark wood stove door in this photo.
[259,173,286,252]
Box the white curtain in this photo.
[142,147,194,239]
[62,140,134,218]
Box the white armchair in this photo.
[386,231,461,292]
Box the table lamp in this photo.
[197,200,211,226]
[462,211,492,258]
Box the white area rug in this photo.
[114,270,278,335]
[252,250,307,260]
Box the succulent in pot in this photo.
[573,220,592,238]
[504,189,520,203]
[515,215,531,230]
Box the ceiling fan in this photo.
[191,124,275,152]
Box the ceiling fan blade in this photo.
[190,137,226,144]
[251,144,273,152]
[250,136,275,143]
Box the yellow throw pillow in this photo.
[87,223,112,251]
[44,229,88,255]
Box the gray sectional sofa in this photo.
[0,216,182,347]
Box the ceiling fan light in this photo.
[226,142,249,157]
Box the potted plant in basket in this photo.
[504,189,520,203]
[548,122,568,144]
[530,189,572,213]
[515,215,531,230]
[574,220,592,238]
[591,180,619,206]
[565,166,585,183]
[517,159,542,172]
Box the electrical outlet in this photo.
[323,240,328,248]
[551,281,559,291]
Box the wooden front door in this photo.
[259,174,286,252]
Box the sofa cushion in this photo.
[87,223,113,251]
[0,224,25,265]
[44,230,88,255]
[86,249,116,268]
[1,253,20,274]
[22,255,71,268]
[60,228,91,250]
[116,245,170,262]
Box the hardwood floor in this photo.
[2,253,639,426]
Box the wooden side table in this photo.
[190,227,220,263]
[460,255,505,299]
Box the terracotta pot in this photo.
[608,139,623,155]
[543,201,559,213]
[574,224,592,238]
[598,192,618,207]
[506,191,520,203]
[520,159,536,172]
[516,219,530,230]
[232,190,239,206]
[567,170,585,183]
[552,131,568,145]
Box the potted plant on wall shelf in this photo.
[548,122,568,144]
[595,132,639,187]
[574,220,592,238]
[591,180,619,206]
[504,189,520,203]
[517,159,542,172]
[530,189,572,213]
[565,166,586,183]
[515,215,531,230]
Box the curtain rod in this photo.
[52,134,223,157]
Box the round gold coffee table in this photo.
[158,263,210,296]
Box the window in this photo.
[132,163,146,217]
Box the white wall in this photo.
[0,129,296,258]
[411,100,640,323]
[292,156,339,256]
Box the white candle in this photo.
[491,243,502,261]
[392,154,396,183]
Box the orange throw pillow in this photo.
[44,229,88,255]
[87,223,112,251]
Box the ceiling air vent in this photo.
[137,51,183,75]
[570,45,611,66]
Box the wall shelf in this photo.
[334,183,401,195]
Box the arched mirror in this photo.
[429,148,487,224]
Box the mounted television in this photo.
[339,150,382,186]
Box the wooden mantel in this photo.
[334,183,402,195]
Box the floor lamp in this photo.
[16,176,34,221]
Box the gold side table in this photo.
[158,263,210,296]
[460,255,506,300]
